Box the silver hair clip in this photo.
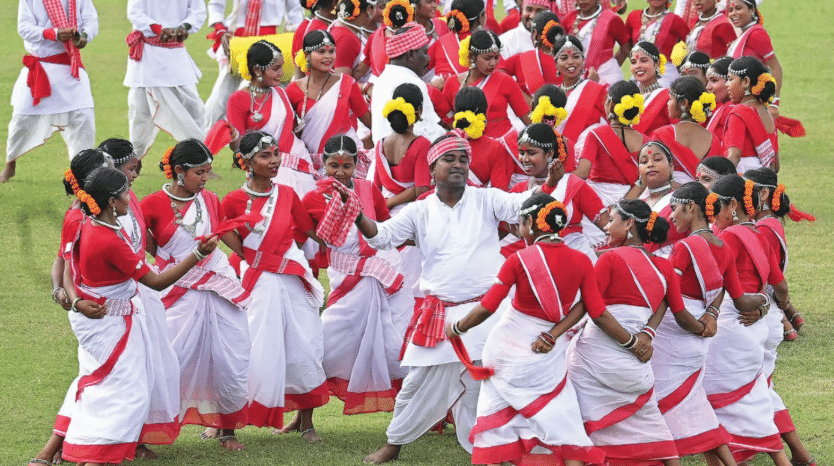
[669,90,684,100]
[304,34,333,53]
[555,40,582,58]
[518,203,541,216]
[323,137,356,157]
[631,44,658,62]
[696,163,720,180]
[518,131,554,149]
[255,43,282,70]
[742,176,777,189]
[727,66,747,76]
[669,196,691,206]
[242,135,277,160]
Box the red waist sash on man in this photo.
[22,52,85,105]
[126,29,185,61]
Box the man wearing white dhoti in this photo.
[358,133,547,464]
[3,0,98,183]
[124,0,207,159]
[203,0,300,128]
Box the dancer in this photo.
[496,11,562,98]
[287,30,371,153]
[561,0,629,85]
[528,86,578,174]
[724,56,778,172]
[303,135,411,415]
[449,194,606,466]
[4,0,98,182]
[550,36,607,144]
[705,57,734,143]
[451,87,512,190]
[431,0,485,80]
[141,139,250,451]
[330,0,375,78]
[567,198,684,465]
[359,132,556,464]
[222,132,329,441]
[683,0,735,59]
[125,0,207,158]
[679,51,710,85]
[291,0,337,77]
[623,0,689,87]
[497,0,555,58]
[61,167,218,465]
[702,174,791,465]
[630,41,673,135]
[696,155,736,190]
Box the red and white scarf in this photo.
[44,0,82,78]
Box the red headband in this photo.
[386,23,430,59]
[427,133,471,166]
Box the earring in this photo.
[177,173,185,186]
[744,88,752,96]
[731,210,739,222]
[627,231,634,240]
[257,75,263,82]
[112,205,117,217]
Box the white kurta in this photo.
[207,0,301,29]
[499,24,534,59]
[371,64,446,146]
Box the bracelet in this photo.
[634,178,643,187]
[70,298,82,313]
[52,288,63,304]
[707,304,720,317]
[619,334,637,349]
[703,310,719,320]
[639,326,656,340]
[451,320,466,336]
[539,331,556,346]
[193,248,207,261]
[354,212,365,226]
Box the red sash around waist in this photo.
[126,30,185,61]
[22,52,84,106]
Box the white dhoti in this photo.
[128,85,207,158]
[736,156,764,173]
[763,299,795,434]
[7,109,95,162]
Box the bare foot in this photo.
[301,427,322,443]
[0,161,15,183]
[278,412,301,434]
[134,444,158,459]
[53,448,63,464]
[363,444,401,464]
[200,427,219,440]
[218,435,246,451]
[26,459,51,466]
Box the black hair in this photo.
[64,149,110,196]
[447,0,485,32]
[669,76,708,112]
[616,199,669,244]
[301,0,335,12]
[520,193,568,234]
[710,173,746,208]
[744,167,791,217]
[632,41,661,63]
[323,134,359,159]
[682,51,710,70]
[468,30,501,57]
[532,84,567,110]
[700,155,736,176]
[388,83,423,134]
[672,181,710,219]
[385,1,412,28]
[519,123,557,152]
[98,138,135,167]
[233,131,271,169]
[531,11,563,47]
[728,56,776,104]
[246,40,283,78]
[302,30,335,53]
[552,35,584,58]
[640,140,674,165]
[161,139,213,174]
[608,80,641,121]
[80,167,129,216]
[453,86,487,115]
[707,56,733,78]
[337,0,370,20]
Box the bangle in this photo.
[634,178,643,187]
[193,248,207,261]
[354,212,365,226]
[619,334,637,349]
[70,298,82,313]
[539,331,556,346]
[707,304,720,317]
[52,288,63,304]
[639,326,656,340]
[703,310,719,320]
[451,320,466,336]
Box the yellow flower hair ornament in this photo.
[77,189,101,216]
[743,179,756,217]
[540,20,560,49]
[613,93,645,126]
[238,52,253,81]
[658,54,667,75]
[458,35,471,68]
[162,146,175,179]
[453,111,487,139]
[448,10,470,33]
[536,200,565,233]
[771,183,786,212]
[751,72,776,97]
[530,96,568,127]
[383,0,414,28]
[670,41,687,68]
[294,50,308,74]
[705,193,718,223]
[382,97,417,126]
[689,100,707,124]
[64,169,80,195]
[646,211,659,234]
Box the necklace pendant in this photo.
[295,120,306,133]
[252,111,263,123]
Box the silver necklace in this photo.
[243,182,276,234]
[314,11,334,25]
[560,77,585,93]
[163,183,197,202]
[649,183,672,194]
[249,86,271,123]
[639,9,667,43]
[297,73,331,133]
[92,216,122,230]
[698,9,721,23]
[641,82,661,95]
[689,228,712,236]
[164,185,202,237]
[576,4,602,21]
[533,234,563,244]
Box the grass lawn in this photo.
[0,0,832,464]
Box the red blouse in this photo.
[595,249,686,313]
[226,89,276,134]
[442,72,529,138]
[579,125,648,185]
[723,105,776,159]
[373,136,433,189]
[59,207,84,260]
[624,10,690,58]
[285,77,369,127]
[496,49,560,96]
[718,228,784,292]
[140,190,224,248]
[221,186,314,246]
[562,9,629,66]
[76,221,150,287]
[669,238,744,301]
[330,24,363,69]
[481,243,607,321]
[468,136,512,191]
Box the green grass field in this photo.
[0,0,832,465]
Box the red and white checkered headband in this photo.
[427,133,471,166]
[523,0,554,9]
[386,23,430,59]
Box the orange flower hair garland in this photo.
[235,153,247,171]
[448,10,470,33]
[76,189,101,216]
[705,193,718,223]
[64,169,80,195]
[383,0,414,28]
[536,200,565,233]
[751,72,776,100]
[743,179,756,217]
[771,183,786,212]
[540,20,560,49]
[339,0,361,20]
[162,147,175,179]
[646,211,659,234]
[555,133,568,163]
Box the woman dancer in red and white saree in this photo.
[448,195,606,466]
[62,167,219,464]
[623,0,689,87]
[683,0,736,59]
[221,132,329,442]
[227,40,319,196]
[660,181,757,464]
[495,11,562,99]
[141,140,250,450]
[705,57,734,144]
[561,0,629,86]
[430,0,484,80]
[653,77,722,183]
[550,36,608,144]
[287,30,372,154]
[703,174,792,465]
[567,199,688,466]
[726,0,783,105]
[630,42,675,136]
[303,135,411,415]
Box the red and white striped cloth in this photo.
[43,0,82,78]
[243,0,264,37]
[426,132,471,166]
[126,30,185,61]
[385,22,430,59]
[314,178,362,247]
